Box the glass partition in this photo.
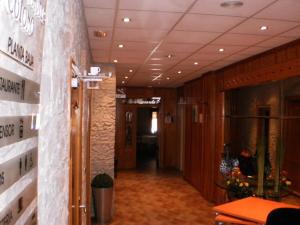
[223,76,300,199]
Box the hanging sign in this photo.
[0,68,39,104]
[0,180,37,225]
[0,116,38,149]
[0,148,37,195]
[24,208,37,225]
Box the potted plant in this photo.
[92,173,114,224]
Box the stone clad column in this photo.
[90,64,116,179]
[38,0,91,224]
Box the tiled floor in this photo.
[92,167,300,225]
[93,169,215,225]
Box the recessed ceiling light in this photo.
[113,59,118,63]
[194,62,199,65]
[167,54,174,59]
[151,58,162,61]
[260,25,268,31]
[150,68,162,71]
[125,76,128,79]
[122,81,125,84]
[166,77,170,80]
[129,69,133,73]
[177,70,182,74]
[118,44,124,48]
[94,30,107,38]
[219,48,224,52]
[122,17,131,23]
[220,0,243,8]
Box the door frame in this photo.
[69,59,84,225]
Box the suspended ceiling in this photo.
[83,0,300,87]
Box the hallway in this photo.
[93,170,215,225]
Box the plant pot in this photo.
[93,187,113,224]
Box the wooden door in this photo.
[283,96,300,193]
[117,104,137,169]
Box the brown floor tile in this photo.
[93,170,215,225]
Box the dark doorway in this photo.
[136,107,159,171]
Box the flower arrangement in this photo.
[280,170,292,188]
[225,167,253,199]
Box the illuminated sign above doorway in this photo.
[124,97,161,105]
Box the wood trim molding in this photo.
[218,58,300,91]
[216,39,300,91]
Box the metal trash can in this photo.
[93,187,113,224]
[92,173,114,224]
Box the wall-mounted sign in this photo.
[116,88,126,99]
[0,148,37,195]
[0,116,38,148]
[5,37,34,70]
[0,180,36,225]
[24,208,37,225]
[0,68,39,104]
[124,97,161,105]
[5,0,46,36]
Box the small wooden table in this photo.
[213,197,300,224]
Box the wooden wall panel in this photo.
[183,75,217,201]
[217,39,300,91]
[183,38,300,204]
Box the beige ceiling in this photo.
[83,0,300,87]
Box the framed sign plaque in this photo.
[0,68,40,104]
[0,148,37,195]
[0,180,36,225]
[0,116,38,149]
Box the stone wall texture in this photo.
[38,0,90,225]
[91,64,116,179]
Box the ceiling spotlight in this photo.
[220,0,244,8]
[113,59,118,63]
[166,77,170,80]
[94,30,107,38]
[122,17,131,23]
[150,68,161,71]
[167,54,174,59]
[260,25,268,31]
[194,62,199,65]
[177,70,182,74]
[219,48,224,52]
[118,44,124,48]
[125,76,128,79]
[129,69,133,73]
